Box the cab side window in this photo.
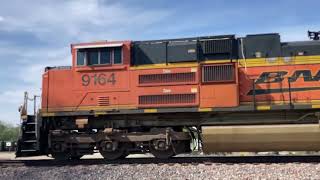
[76,47,123,66]
[113,47,122,64]
[88,50,99,65]
[100,48,111,64]
[77,50,86,66]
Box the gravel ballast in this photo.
[1,163,320,180]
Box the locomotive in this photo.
[16,31,320,160]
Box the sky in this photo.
[0,0,319,125]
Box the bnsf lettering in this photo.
[255,71,287,84]
[289,70,314,82]
[255,70,320,84]
[81,73,116,86]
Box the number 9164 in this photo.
[81,73,116,86]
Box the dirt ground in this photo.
[0,152,155,160]
[0,151,312,160]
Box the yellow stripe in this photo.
[44,105,137,112]
[77,105,136,111]
[198,108,212,112]
[144,109,157,113]
[130,62,198,70]
[311,100,320,104]
[256,105,270,111]
[202,60,232,64]
[42,112,55,117]
[94,112,108,116]
[241,100,320,105]
[129,55,320,70]
[238,55,320,68]
[312,105,320,109]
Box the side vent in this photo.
[202,64,235,83]
[139,72,196,84]
[98,96,110,106]
[202,39,233,54]
[139,94,196,105]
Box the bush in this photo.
[0,121,19,142]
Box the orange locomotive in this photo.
[17,31,320,160]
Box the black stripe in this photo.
[247,87,320,95]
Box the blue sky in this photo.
[0,0,319,125]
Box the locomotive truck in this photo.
[16,31,320,160]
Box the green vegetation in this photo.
[0,121,19,141]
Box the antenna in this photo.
[308,31,320,40]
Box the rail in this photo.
[2,155,320,167]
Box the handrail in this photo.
[288,77,293,109]
[250,75,315,109]
[19,92,40,120]
[252,79,256,110]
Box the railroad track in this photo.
[1,155,320,168]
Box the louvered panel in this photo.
[202,39,233,54]
[202,64,235,83]
[139,94,196,105]
[97,96,110,106]
[139,72,196,84]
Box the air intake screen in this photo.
[139,72,196,84]
[98,96,110,106]
[202,39,233,54]
[202,64,235,83]
[139,94,196,105]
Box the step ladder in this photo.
[16,92,41,157]
[16,115,40,157]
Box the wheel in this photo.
[149,140,175,159]
[118,152,130,159]
[99,141,127,160]
[70,155,83,160]
[172,140,191,154]
[100,149,126,160]
[51,152,71,161]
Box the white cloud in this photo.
[0,0,171,41]
[0,88,42,126]
[0,90,24,105]
[0,89,31,125]
[0,0,172,124]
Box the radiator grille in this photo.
[139,94,196,105]
[97,96,110,106]
[139,72,196,84]
[202,64,235,83]
[202,39,233,54]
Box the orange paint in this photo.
[239,64,320,104]
[41,40,320,113]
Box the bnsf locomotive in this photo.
[16,31,320,160]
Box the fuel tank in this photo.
[202,124,320,153]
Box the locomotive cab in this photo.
[68,41,134,111]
